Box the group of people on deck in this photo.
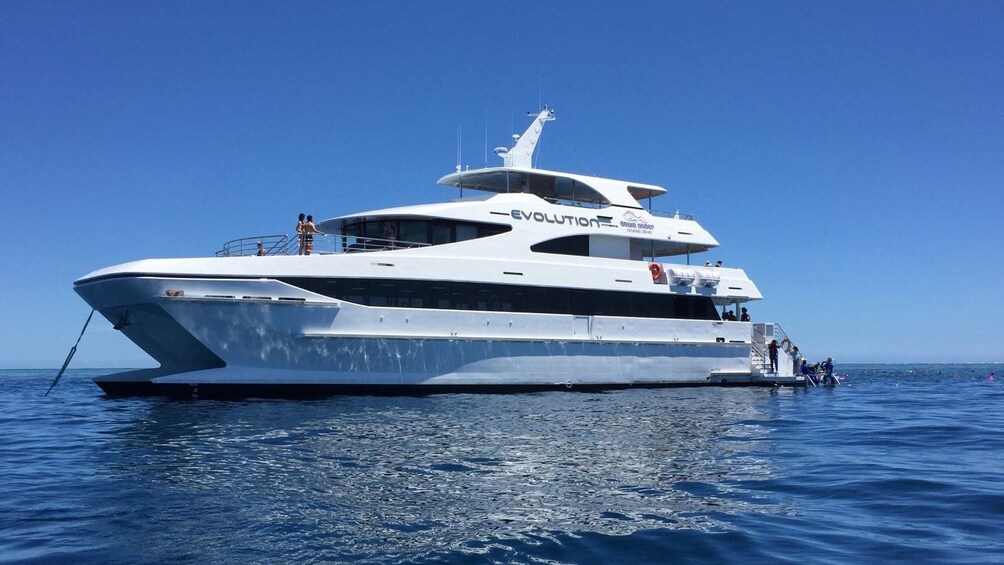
[712,259,746,322]
[296,213,324,255]
[767,339,836,384]
[281,214,401,256]
[722,307,750,321]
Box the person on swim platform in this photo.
[823,357,835,384]
[768,339,779,374]
[801,359,820,385]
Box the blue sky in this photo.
[1,1,1001,368]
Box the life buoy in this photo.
[780,338,793,355]
[649,262,663,281]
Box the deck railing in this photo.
[648,210,695,220]
[215,234,430,257]
[335,236,431,253]
[215,234,294,257]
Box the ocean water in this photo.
[1,365,1002,564]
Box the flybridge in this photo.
[437,107,668,210]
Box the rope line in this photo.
[45,309,95,397]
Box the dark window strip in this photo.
[279,277,721,321]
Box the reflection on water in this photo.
[90,386,791,561]
[6,368,1004,563]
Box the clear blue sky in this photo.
[1,1,1001,368]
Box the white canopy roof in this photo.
[438,167,667,209]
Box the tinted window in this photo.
[281,277,721,321]
[339,218,511,250]
[531,235,589,256]
[398,221,429,245]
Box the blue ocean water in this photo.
[1,365,1002,564]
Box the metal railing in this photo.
[541,197,606,209]
[649,210,695,220]
[750,332,770,375]
[215,234,431,257]
[750,323,801,376]
[773,323,793,348]
[216,234,293,257]
[337,235,431,254]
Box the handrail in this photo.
[649,210,695,220]
[216,234,291,257]
[750,323,801,376]
[216,233,432,257]
[773,323,792,346]
[338,235,431,254]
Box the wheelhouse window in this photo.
[446,170,610,208]
[338,218,511,252]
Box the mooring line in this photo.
[45,309,95,397]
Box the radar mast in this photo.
[493,106,555,169]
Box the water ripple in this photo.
[1,365,1002,563]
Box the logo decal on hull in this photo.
[619,210,654,234]
[510,209,614,229]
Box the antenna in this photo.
[538,69,542,112]
[456,122,463,197]
[455,122,462,173]
[484,111,488,168]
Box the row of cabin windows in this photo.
[340,219,510,250]
[280,277,721,320]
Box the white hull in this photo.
[78,275,762,398]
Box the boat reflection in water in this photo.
[97,387,794,559]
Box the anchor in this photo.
[113,309,131,331]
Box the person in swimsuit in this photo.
[296,213,305,255]
[302,214,325,255]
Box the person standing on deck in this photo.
[768,339,779,374]
[302,215,325,255]
[296,213,306,255]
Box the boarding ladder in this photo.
[751,323,811,385]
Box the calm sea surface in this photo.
[1,365,1002,564]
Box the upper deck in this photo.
[221,108,720,261]
[437,166,666,210]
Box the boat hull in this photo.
[78,274,769,399]
[96,369,782,400]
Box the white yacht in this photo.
[74,108,807,398]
